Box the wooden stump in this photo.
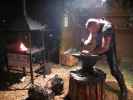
[68,69,106,100]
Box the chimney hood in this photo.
[8,0,45,31]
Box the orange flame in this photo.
[20,42,28,51]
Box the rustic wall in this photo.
[116,30,133,62]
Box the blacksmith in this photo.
[83,18,127,100]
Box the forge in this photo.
[6,0,46,74]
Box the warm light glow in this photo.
[101,0,106,3]
[64,14,68,27]
[20,42,28,51]
[101,0,107,6]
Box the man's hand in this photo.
[81,50,94,56]
[81,50,90,54]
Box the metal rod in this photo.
[23,0,34,85]
[29,32,34,85]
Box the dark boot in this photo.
[117,76,128,100]
[106,50,128,100]
[111,70,128,100]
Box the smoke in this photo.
[66,0,107,9]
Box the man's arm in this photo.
[92,36,112,55]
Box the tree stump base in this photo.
[68,68,106,100]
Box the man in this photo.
[83,18,127,100]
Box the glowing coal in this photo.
[20,42,28,51]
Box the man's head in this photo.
[85,18,100,33]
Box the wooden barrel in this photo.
[68,68,106,100]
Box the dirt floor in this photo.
[0,61,133,100]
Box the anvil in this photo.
[72,53,101,76]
